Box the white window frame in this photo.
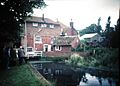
[35,36,42,44]
[41,24,47,28]
[51,38,54,44]
[55,45,62,51]
[49,25,54,28]
[33,22,38,27]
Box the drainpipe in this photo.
[24,20,27,56]
[33,34,35,50]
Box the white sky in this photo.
[33,0,120,30]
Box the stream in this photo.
[31,61,119,86]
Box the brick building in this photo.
[21,16,80,57]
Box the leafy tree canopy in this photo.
[79,17,103,36]
[0,0,47,45]
[102,16,120,48]
[79,24,98,36]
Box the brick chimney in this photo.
[42,14,45,21]
[70,19,74,28]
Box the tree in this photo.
[96,17,102,34]
[79,24,98,36]
[79,17,103,36]
[102,16,119,48]
[106,16,111,32]
[0,0,46,43]
[0,0,47,65]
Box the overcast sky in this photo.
[33,0,119,30]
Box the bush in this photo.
[69,54,84,65]
[68,47,119,69]
[88,48,119,68]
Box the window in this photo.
[41,24,47,28]
[55,46,62,51]
[49,25,54,28]
[35,36,42,43]
[33,22,38,27]
[27,47,33,52]
[51,37,54,44]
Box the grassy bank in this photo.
[0,64,50,86]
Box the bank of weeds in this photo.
[68,47,119,70]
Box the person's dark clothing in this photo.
[10,48,17,66]
[18,48,25,65]
[3,47,11,69]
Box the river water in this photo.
[31,62,119,86]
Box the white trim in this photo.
[48,45,51,51]
[41,24,47,28]
[49,24,54,28]
[55,45,62,51]
[43,44,51,52]
[43,44,48,52]
[33,22,38,27]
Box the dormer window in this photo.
[33,22,38,27]
[41,24,47,28]
[49,25,54,28]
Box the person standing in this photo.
[18,46,25,65]
[3,44,11,70]
[10,45,17,66]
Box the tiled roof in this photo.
[53,36,76,45]
[27,27,61,36]
[66,28,78,36]
[26,16,78,37]
[26,16,59,24]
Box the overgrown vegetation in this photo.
[71,16,119,70]
[68,48,119,70]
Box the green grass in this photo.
[0,64,50,86]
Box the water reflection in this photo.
[32,62,118,86]
[79,73,116,86]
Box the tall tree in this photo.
[0,0,46,64]
[102,16,119,48]
[0,0,46,44]
[109,18,120,48]
[105,16,111,34]
[96,17,102,34]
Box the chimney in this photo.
[42,14,45,21]
[56,18,59,23]
[70,19,74,28]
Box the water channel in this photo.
[31,62,119,86]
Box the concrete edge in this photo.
[28,63,52,86]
